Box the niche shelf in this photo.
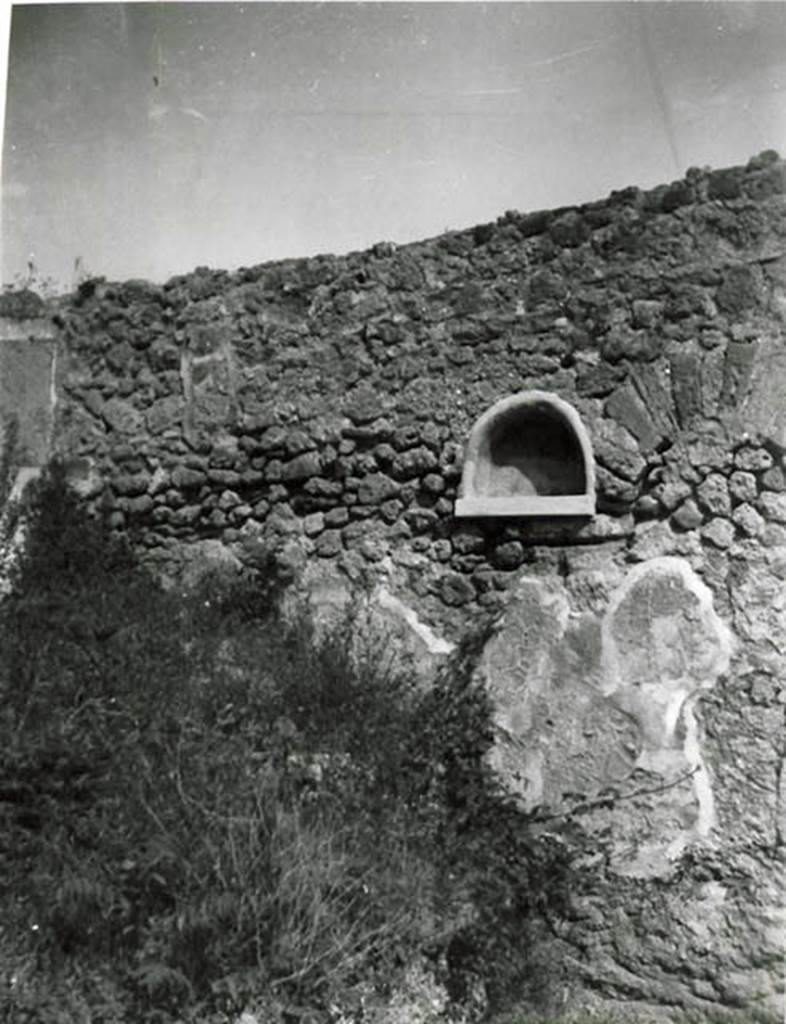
[455,390,596,517]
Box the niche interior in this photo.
[455,391,596,517]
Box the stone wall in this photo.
[8,151,786,1019]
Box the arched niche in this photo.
[455,391,596,517]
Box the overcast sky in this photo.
[2,2,785,291]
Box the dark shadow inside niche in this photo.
[485,403,586,498]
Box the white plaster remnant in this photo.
[64,457,103,499]
[683,695,716,835]
[48,343,58,452]
[8,466,40,502]
[376,586,455,656]
[601,556,735,839]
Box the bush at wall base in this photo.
[0,462,578,1024]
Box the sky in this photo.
[2,1,785,291]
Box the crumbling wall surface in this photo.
[484,548,784,1021]
[48,151,786,1020]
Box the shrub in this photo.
[0,461,576,1022]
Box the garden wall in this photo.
[4,150,786,1021]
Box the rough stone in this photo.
[146,396,183,434]
[451,527,486,555]
[284,429,317,456]
[605,383,661,451]
[574,512,634,543]
[757,491,786,523]
[671,499,704,532]
[630,363,678,441]
[633,494,660,518]
[729,470,758,504]
[391,446,438,480]
[357,538,386,562]
[163,489,185,509]
[653,478,691,512]
[602,325,662,363]
[171,504,201,526]
[258,425,288,452]
[264,459,283,482]
[147,466,169,495]
[696,473,731,516]
[323,506,350,527]
[707,167,743,199]
[83,390,105,417]
[732,503,765,538]
[760,465,786,492]
[595,467,638,510]
[102,397,143,434]
[314,529,343,557]
[123,494,154,516]
[631,299,663,328]
[720,341,757,408]
[261,485,285,512]
[700,346,725,418]
[149,337,180,370]
[665,281,715,320]
[422,472,445,495]
[240,468,264,487]
[593,418,646,482]
[230,504,252,524]
[740,338,786,449]
[492,541,525,570]
[217,490,241,511]
[439,572,476,606]
[357,472,400,505]
[660,179,692,211]
[113,472,151,496]
[701,517,735,549]
[548,209,587,247]
[575,362,626,398]
[171,466,207,489]
[281,451,322,481]
[105,341,134,371]
[685,437,733,474]
[669,345,702,426]
[404,506,438,532]
[304,477,343,498]
[207,468,242,487]
[734,446,773,472]
[716,264,765,315]
[344,385,382,424]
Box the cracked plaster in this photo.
[483,556,734,879]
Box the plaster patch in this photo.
[64,457,104,499]
[8,466,41,502]
[601,556,734,860]
[376,586,455,656]
[682,696,716,835]
[482,558,735,874]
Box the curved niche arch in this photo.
[455,391,596,517]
